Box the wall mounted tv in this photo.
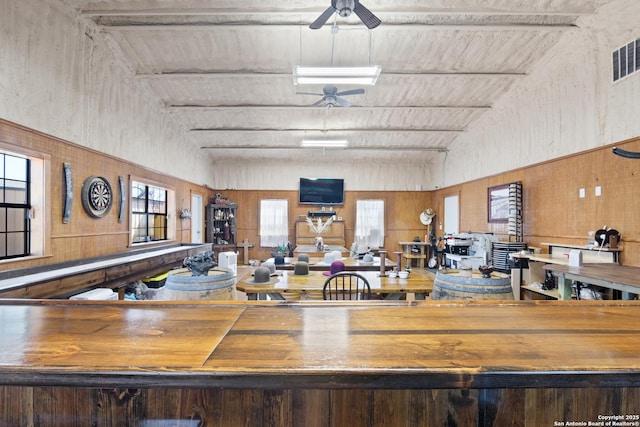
[298,178,345,206]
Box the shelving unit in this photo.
[205,203,237,253]
[508,181,523,242]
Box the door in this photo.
[191,193,204,244]
[443,194,459,235]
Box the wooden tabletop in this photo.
[2,299,640,389]
[236,269,433,298]
[265,256,397,271]
[544,263,640,294]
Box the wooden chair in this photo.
[322,272,372,300]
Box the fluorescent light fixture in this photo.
[300,140,349,148]
[293,66,381,85]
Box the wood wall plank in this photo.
[3,117,640,273]
[434,136,640,266]
[0,118,215,272]
[4,386,636,426]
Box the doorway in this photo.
[191,193,204,244]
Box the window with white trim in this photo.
[131,180,175,244]
[0,153,31,259]
[355,199,384,249]
[259,199,289,247]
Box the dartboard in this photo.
[81,176,113,218]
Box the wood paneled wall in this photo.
[0,118,215,271]
[4,117,639,272]
[2,385,638,426]
[216,189,433,261]
[432,136,640,266]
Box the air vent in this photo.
[612,37,640,82]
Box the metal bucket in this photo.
[431,269,513,301]
[157,268,237,301]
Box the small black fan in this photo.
[310,0,381,30]
[297,85,365,108]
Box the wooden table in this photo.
[265,256,397,271]
[1,299,640,426]
[544,263,640,300]
[236,269,432,300]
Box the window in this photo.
[131,181,168,243]
[355,199,384,249]
[259,199,288,247]
[0,153,30,259]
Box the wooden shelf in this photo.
[521,285,560,300]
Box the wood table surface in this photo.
[545,263,640,298]
[2,299,640,390]
[236,269,432,300]
[265,256,397,271]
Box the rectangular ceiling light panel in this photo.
[300,140,349,148]
[293,66,381,85]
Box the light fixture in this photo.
[293,66,381,85]
[300,140,349,148]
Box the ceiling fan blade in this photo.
[353,2,381,29]
[335,88,365,96]
[309,6,335,29]
[296,92,324,96]
[335,97,352,107]
[311,99,326,107]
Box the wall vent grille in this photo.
[612,37,640,82]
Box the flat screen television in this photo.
[298,177,345,206]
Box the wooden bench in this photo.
[0,243,211,299]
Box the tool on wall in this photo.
[612,147,640,159]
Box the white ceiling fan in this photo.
[297,85,365,108]
[310,0,381,30]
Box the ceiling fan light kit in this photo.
[292,65,381,86]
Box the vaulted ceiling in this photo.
[62,0,610,165]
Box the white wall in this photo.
[2,0,638,191]
[209,158,435,191]
[0,0,210,185]
[434,0,640,187]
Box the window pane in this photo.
[355,200,385,249]
[4,180,27,204]
[6,208,25,232]
[150,214,167,240]
[259,199,289,247]
[4,155,27,181]
[131,182,146,213]
[149,199,166,214]
[0,234,6,257]
[131,213,148,242]
[7,231,25,257]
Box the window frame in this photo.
[129,177,175,245]
[355,199,385,249]
[259,199,289,248]
[0,152,31,259]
